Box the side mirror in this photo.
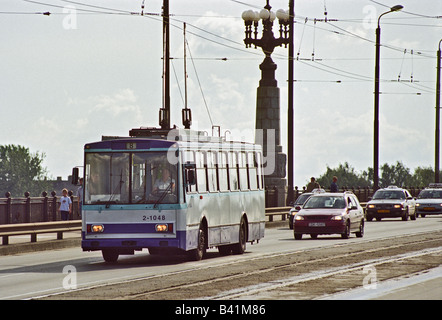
[71,167,79,185]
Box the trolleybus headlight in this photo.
[155,224,169,232]
[89,224,104,233]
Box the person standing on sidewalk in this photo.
[59,188,72,221]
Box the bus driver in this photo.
[153,168,175,194]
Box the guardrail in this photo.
[0,204,367,246]
[0,220,81,245]
[265,207,291,222]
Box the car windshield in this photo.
[294,193,311,205]
[418,190,442,199]
[372,190,405,200]
[303,196,346,209]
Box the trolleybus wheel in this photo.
[232,218,247,255]
[189,223,207,261]
[102,249,119,263]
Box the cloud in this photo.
[92,88,141,118]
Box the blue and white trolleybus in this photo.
[79,128,265,262]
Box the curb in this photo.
[0,238,81,256]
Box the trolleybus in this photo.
[76,128,265,262]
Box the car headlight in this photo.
[294,215,304,221]
[367,204,375,209]
[331,215,343,221]
[415,203,420,207]
[394,204,403,209]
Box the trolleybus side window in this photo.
[238,152,249,191]
[184,151,197,193]
[248,152,258,190]
[256,151,263,190]
[218,152,228,192]
[195,151,207,193]
[228,151,239,191]
[207,151,218,192]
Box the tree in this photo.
[317,162,370,190]
[410,166,436,187]
[380,161,412,188]
[0,144,50,196]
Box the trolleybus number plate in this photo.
[142,215,166,221]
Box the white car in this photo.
[416,183,442,217]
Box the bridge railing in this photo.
[0,191,81,224]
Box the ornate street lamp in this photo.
[242,2,290,87]
[242,1,291,207]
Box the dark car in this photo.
[288,192,313,229]
[366,186,416,221]
[416,183,442,217]
[293,192,365,240]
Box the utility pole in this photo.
[436,39,441,182]
[286,0,294,205]
[160,0,170,129]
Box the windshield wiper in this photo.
[106,170,124,208]
[154,182,173,208]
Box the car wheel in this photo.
[294,233,302,240]
[402,208,409,221]
[341,221,350,239]
[410,208,417,220]
[355,220,364,238]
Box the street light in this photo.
[242,1,290,87]
[373,4,403,191]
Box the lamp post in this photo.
[436,39,442,183]
[373,4,403,191]
[242,1,290,206]
[242,2,290,87]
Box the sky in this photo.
[1,0,441,188]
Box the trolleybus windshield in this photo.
[84,152,178,205]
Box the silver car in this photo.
[416,184,442,217]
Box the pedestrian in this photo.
[59,188,72,221]
[306,177,320,192]
[330,176,338,192]
[76,178,83,218]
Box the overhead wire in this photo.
[10,0,438,95]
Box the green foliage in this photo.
[0,144,50,197]
[316,162,370,189]
[315,161,437,190]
